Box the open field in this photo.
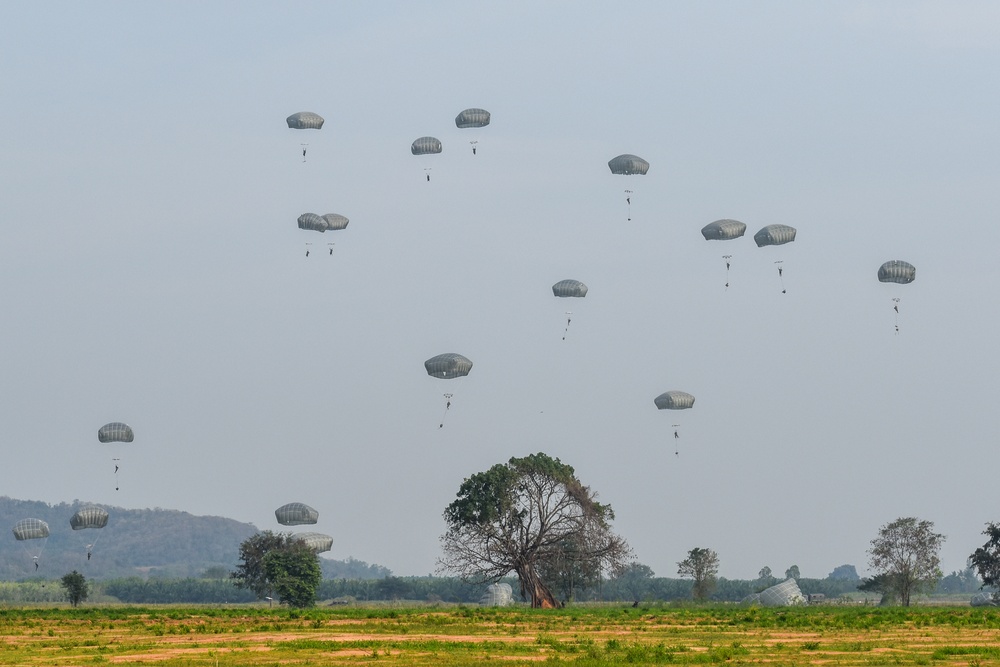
[1,605,1000,665]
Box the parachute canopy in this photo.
[425,353,473,379]
[971,592,998,607]
[758,578,806,606]
[701,219,747,241]
[298,213,349,233]
[275,503,319,526]
[480,582,514,606]
[98,422,133,443]
[455,108,491,128]
[654,391,695,410]
[608,154,649,175]
[286,112,324,129]
[552,279,588,298]
[878,260,916,284]
[70,506,109,530]
[294,532,333,554]
[13,518,49,541]
[753,224,797,247]
[411,137,442,155]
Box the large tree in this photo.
[969,522,1000,602]
[438,452,631,608]
[677,547,719,600]
[60,570,88,607]
[866,517,945,606]
[231,531,321,606]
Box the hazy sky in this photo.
[3,2,999,581]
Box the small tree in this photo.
[263,541,322,608]
[827,564,860,581]
[785,565,800,580]
[969,522,1000,602]
[677,548,719,601]
[867,517,945,606]
[60,570,88,607]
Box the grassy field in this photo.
[1,604,1000,665]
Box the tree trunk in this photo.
[517,564,558,608]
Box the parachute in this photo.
[286,112,324,129]
[13,518,49,569]
[971,592,998,607]
[293,532,333,554]
[877,260,915,284]
[425,353,473,428]
[480,582,514,607]
[552,280,588,340]
[753,224,796,247]
[98,422,133,491]
[411,137,442,180]
[70,506,108,562]
[758,578,806,607]
[456,108,490,154]
[98,422,134,443]
[275,503,319,526]
[608,154,648,220]
[424,353,473,379]
[298,213,349,233]
[654,391,695,410]
[754,225,796,293]
[655,392,694,456]
[879,261,915,333]
[701,219,746,241]
[70,506,109,530]
[455,108,491,128]
[608,154,649,175]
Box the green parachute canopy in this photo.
[878,260,916,284]
[286,112,324,129]
[701,219,747,241]
[654,391,695,410]
[455,108,491,128]
[753,224,797,247]
[298,213,348,233]
[294,532,333,554]
[552,279,588,298]
[12,518,49,541]
[608,154,649,175]
[411,137,442,155]
[98,422,134,443]
[425,353,473,379]
[70,506,109,531]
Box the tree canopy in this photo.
[677,547,719,601]
[231,531,321,606]
[969,522,1000,603]
[866,517,944,606]
[438,452,631,608]
[60,570,88,607]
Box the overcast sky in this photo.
[2,1,999,581]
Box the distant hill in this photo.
[0,497,391,582]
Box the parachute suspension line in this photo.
[672,425,681,457]
[892,298,901,334]
[112,457,121,491]
[775,260,786,294]
[327,243,335,257]
[424,168,432,182]
[470,140,478,155]
[624,190,633,221]
[300,144,308,162]
[305,242,312,258]
[723,255,732,290]
[562,311,573,341]
[439,393,454,429]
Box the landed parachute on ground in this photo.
[480,582,514,607]
[13,518,49,541]
[286,112,324,129]
[455,108,490,128]
[70,506,109,530]
[654,391,695,410]
[98,422,134,443]
[293,532,333,554]
[971,592,998,607]
[275,503,319,526]
[701,219,746,241]
[878,260,916,284]
[756,578,806,606]
[424,353,473,379]
[298,213,349,233]
[753,224,796,247]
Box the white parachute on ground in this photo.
[757,578,806,606]
[275,503,319,526]
[480,582,515,606]
[293,532,333,554]
[286,112,324,129]
[970,592,998,607]
[878,260,916,284]
[70,506,109,530]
